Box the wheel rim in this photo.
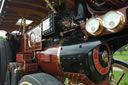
[113,64,128,72]
[20,81,32,85]
[110,59,128,85]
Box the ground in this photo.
[114,52,128,85]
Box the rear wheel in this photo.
[110,59,128,85]
[20,81,32,85]
[0,40,12,84]
[18,73,63,85]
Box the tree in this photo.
[118,44,128,54]
[0,36,6,40]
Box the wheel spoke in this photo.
[117,72,127,85]
[111,59,128,85]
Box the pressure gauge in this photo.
[102,11,125,32]
[86,18,103,35]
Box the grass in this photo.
[113,52,128,85]
[113,51,128,61]
[113,71,128,85]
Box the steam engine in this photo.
[5,0,128,85]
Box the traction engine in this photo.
[4,0,128,85]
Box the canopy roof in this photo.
[0,0,74,32]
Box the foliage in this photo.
[113,52,128,61]
[0,36,6,40]
[117,44,128,54]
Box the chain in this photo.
[45,0,57,13]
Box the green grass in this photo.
[113,52,128,85]
[113,71,128,85]
[113,51,128,61]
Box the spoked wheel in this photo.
[110,59,128,85]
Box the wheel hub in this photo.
[102,50,109,63]
[20,81,32,85]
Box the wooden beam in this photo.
[7,7,48,18]
[10,0,49,11]
[0,26,19,31]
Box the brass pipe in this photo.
[45,0,57,13]
[23,18,26,34]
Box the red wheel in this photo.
[85,43,112,83]
[93,43,112,75]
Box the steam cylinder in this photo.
[37,39,112,83]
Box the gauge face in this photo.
[86,18,100,34]
[103,11,121,30]
[27,25,41,43]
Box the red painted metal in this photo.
[16,52,39,75]
[16,53,33,63]
[37,46,63,76]
[17,63,39,76]
[64,72,110,85]
[23,63,39,75]
[20,35,42,53]
[104,0,128,7]
[93,43,112,75]
[19,36,25,53]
